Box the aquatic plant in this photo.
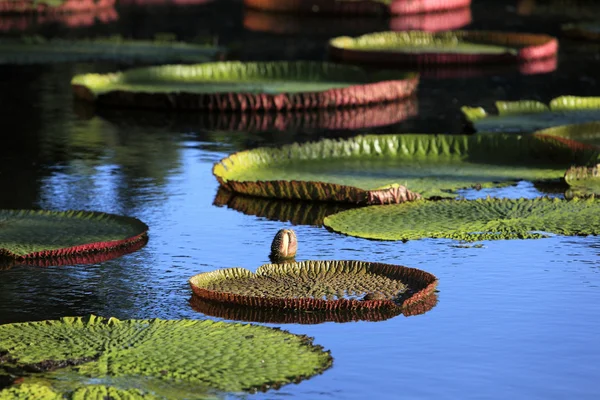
[462,96,600,133]
[329,30,557,65]
[0,0,115,14]
[532,122,600,149]
[323,197,600,241]
[0,315,332,396]
[270,229,298,260]
[0,210,148,261]
[71,61,419,111]
[212,133,599,204]
[564,164,600,198]
[189,260,438,313]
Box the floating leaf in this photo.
[0,0,114,14]
[189,260,438,314]
[323,197,600,241]
[71,61,419,111]
[534,122,600,149]
[0,315,332,395]
[462,96,600,133]
[564,164,600,198]
[329,30,557,65]
[213,133,599,204]
[562,22,600,42]
[0,210,148,260]
[0,37,223,65]
[0,383,160,400]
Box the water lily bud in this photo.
[270,229,297,260]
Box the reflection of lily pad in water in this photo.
[0,315,332,395]
[190,291,438,324]
[243,0,470,15]
[0,210,148,260]
[323,197,600,241]
[0,0,115,13]
[189,260,438,313]
[0,36,223,64]
[71,61,419,111]
[564,164,600,197]
[533,122,600,148]
[329,30,558,65]
[462,96,600,133]
[213,133,599,204]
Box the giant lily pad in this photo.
[0,315,332,396]
[0,383,159,399]
[212,133,599,204]
[0,36,223,65]
[0,0,115,14]
[533,122,600,149]
[323,197,600,241]
[462,96,600,133]
[329,30,558,65]
[189,260,438,314]
[0,210,148,260]
[243,0,470,15]
[71,61,419,111]
[564,164,600,197]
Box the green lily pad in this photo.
[0,315,332,396]
[0,210,148,260]
[323,197,600,241]
[0,36,223,65]
[329,30,558,65]
[0,383,158,400]
[461,96,600,133]
[564,164,600,197]
[71,61,419,111]
[533,122,600,148]
[189,260,438,314]
[213,133,599,204]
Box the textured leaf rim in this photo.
[329,30,558,65]
[0,0,115,14]
[188,260,438,312]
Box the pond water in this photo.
[1,0,600,399]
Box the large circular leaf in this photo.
[534,122,600,149]
[0,37,223,65]
[71,61,419,111]
[329,30,557,65]
[189,260,438,314]
[0,315,332,395]
[462,96,600,133]
[213,133,599,204]
[0,210,148,260]
[323,197,600,241]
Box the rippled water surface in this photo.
[1,0,600,399]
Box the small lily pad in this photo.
[564,164,600,197]
[0,209,148,260]
[189,260,438,313]
[323,197,600,241]
[462,96,600,133]
[71,61,419,111]
[329,30,557,65]
[213,133,599,204]
[0,315,332,395]
[0,36,223,65]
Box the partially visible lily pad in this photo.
[0,383,159,399]
[462,96,600,133]
[0,36,223,65]
[0,315,332,396]
[564,164,600,198]
[0,0,114,14]
[323,197,600,241]
[533,122,600,148]
[213,133,599,204]
[71,61,419,111]
[189,260,438,313]
[0,209,148,260]
[562,22,600,41]
[329,30,557,65]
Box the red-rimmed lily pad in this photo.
[71,61,419,111]
[533,122,600,149]
[0,0,115,14]
[0,209,148,261]
[0,6,117,32]
[188,260,438,315]
[243,0,470,15]
[328,30,558,66]
[462,96,600,133]
[212,133,599,204]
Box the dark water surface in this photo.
[1,0,600,399]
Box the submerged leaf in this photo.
[323,197,600,241]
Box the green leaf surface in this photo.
[214,133,599,201]
[0,210,148,258]
[0,37,222,65]
[0,316,332,395]
[323,197,600,241]
[534,122,600,148]
[461,96,600,133]
[565,164,600,197]
[0,383,159,400]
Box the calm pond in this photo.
[1,0,599,399]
